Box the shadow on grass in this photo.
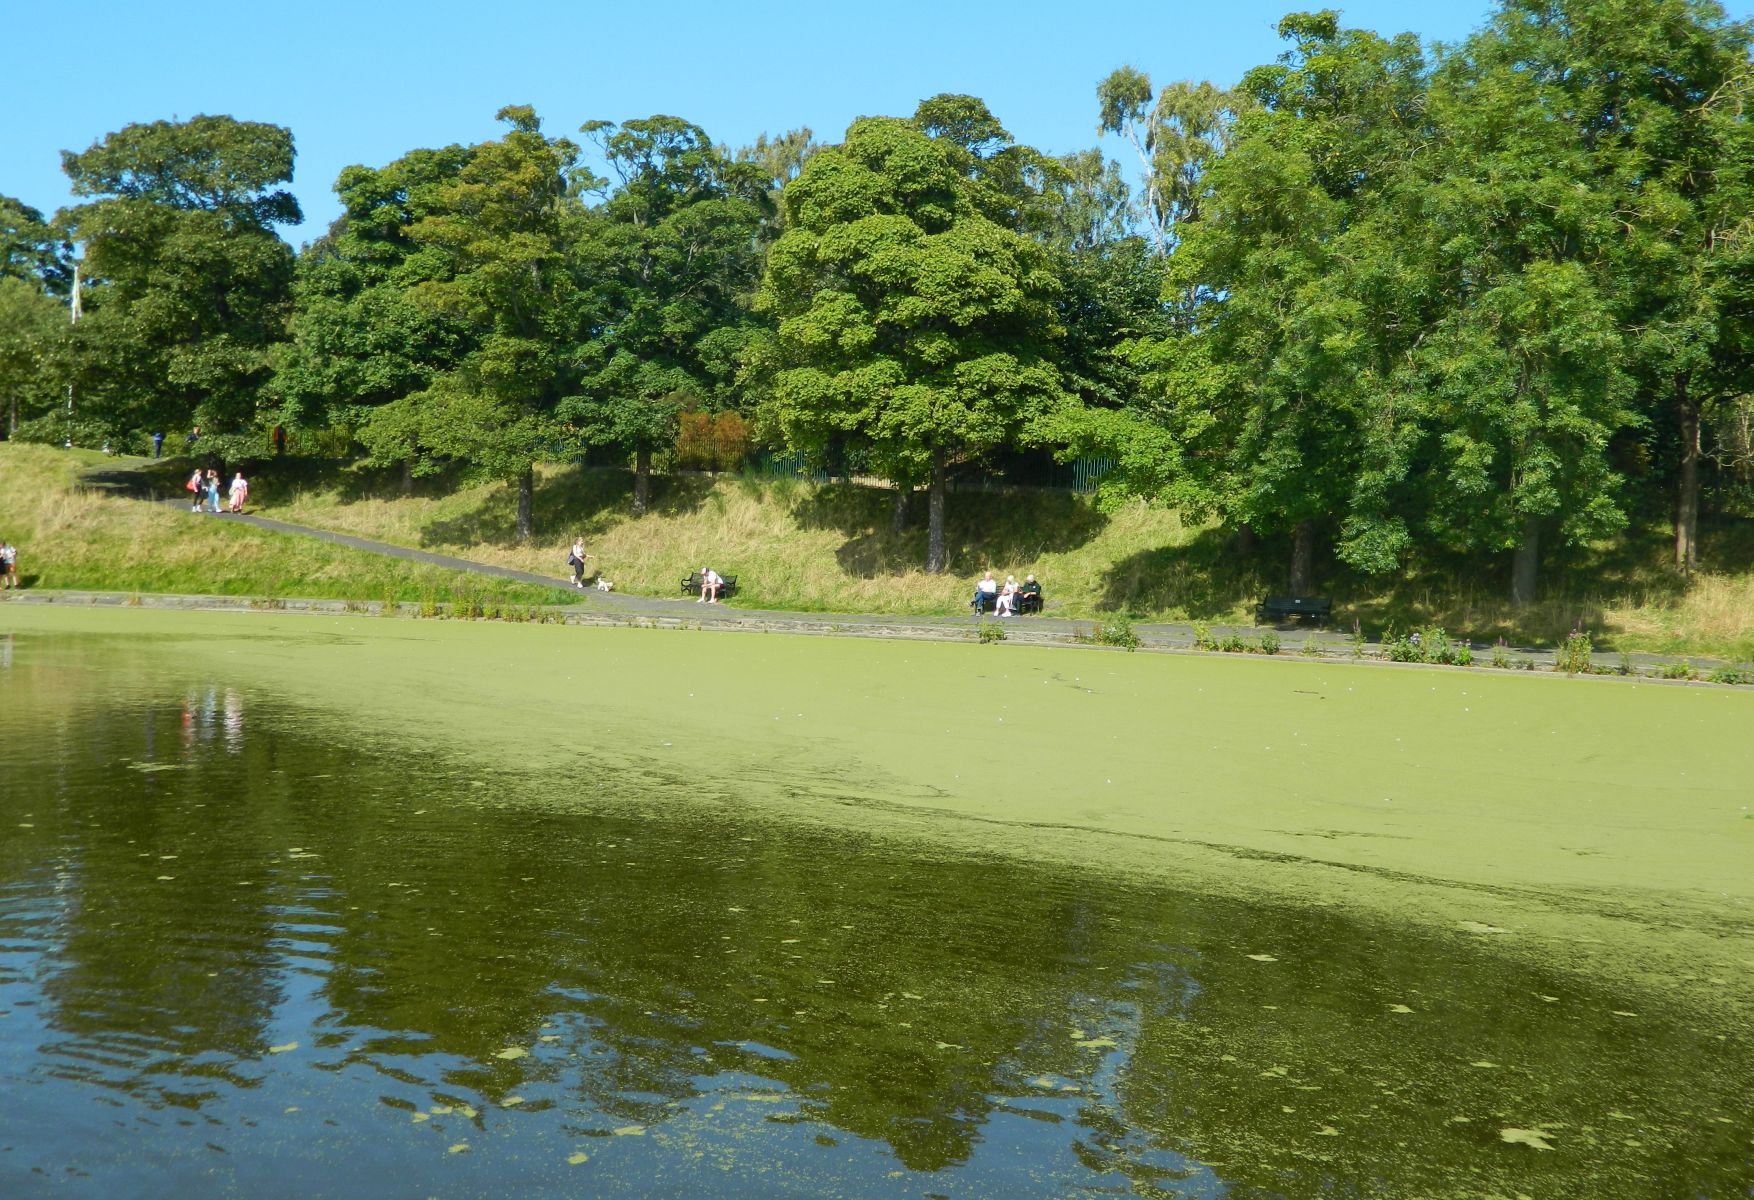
[1098,527,1275,620]
[787,482,1110,579]
[419,468,717,549]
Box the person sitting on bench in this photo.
[971,570,999,614]
[995,575,1021,616]
[697,566,725,603]
[1018,574,1042,614]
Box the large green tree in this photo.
[564,116,767,514]
[55,115,300,441]
[394,106,592,541]
[755,111,1072,573]
[1138,14,1432,592]
[271,144,476,483]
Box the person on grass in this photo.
[187,468,205,512]
[0,541,16,589]
[567,537,594,589]
[697,566,724,603]
[205,470,222,513]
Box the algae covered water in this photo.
[1,625,1751,1197]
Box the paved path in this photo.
[65,459,1744,672]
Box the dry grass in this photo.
[237,458,1754,660]
[0,443,558,605]
[12,444,1751,661]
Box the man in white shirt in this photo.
[972,570,998,614]
[698,566,724,603]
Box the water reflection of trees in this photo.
[3,677,1751,1197]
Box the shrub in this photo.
[1191,621,1216,651]
[1657,659,1698,680]
[1554,629,1593,675]
[1259,631,1281,655]
[976,621,1007,643]
[1616,652,1635,676]
[1707,666,1751,685]
[1299,639,1324,657]
[1350,619,1367,658]
[1095,613,1140,651]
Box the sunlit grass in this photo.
[240,456,1754,660]
[0,443,559,606]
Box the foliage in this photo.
[55,116,301,440]
[566,116,769,514]
[975,621,1008,643]
[755,107,1074,572]
[1554,629,1595,676]
[1259,630,1280,655]
[1093,612,1140,650]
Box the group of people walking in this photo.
[187,469,249,514]
[0,540,18,589]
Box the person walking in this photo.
[187,468,205,512]
[152,431,165,458]
[205,469,222,514]
[566,537,594,589]
[228,472,249,514]
[0,541,16,590]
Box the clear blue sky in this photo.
[0,0,1729,246]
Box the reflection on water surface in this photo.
[0,632,1749,1198]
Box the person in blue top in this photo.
[151,431,164,458]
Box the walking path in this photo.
[37,458,1743,674]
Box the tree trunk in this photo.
[632,446,651,516]
[891,486,910,533]
[1288,520,1315,594]
[1233,521,1256,555]
[1511,517,1540,608]
[400,459,414,495]
[7,395,15,439]
[926,457,947,574]
[515,464,534,543]
[1675,377,1700,574]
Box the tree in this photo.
[755,113,1072,573]
[0,196,72,294]
[54,115,300,441]
[1142,14,1433,592]
[1096,71,1247,249]
[395,106,591,541]
[565,116,767,514]
[270,144,476,484]
[0,277,66,438]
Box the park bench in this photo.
[971,587,1044,615]
[1257,595,1332,626]
[681,571,738,600]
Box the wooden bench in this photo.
[1258,595,1332,625]
[681,571,738,600]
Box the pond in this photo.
[1,627,1750,1197]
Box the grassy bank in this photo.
[0,443,561,607]
[227,454,1754,661]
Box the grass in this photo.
[231,455,1754,661]
[0,443,561,608]
[10,442,1753,661]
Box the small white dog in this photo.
[594,578,614,592]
